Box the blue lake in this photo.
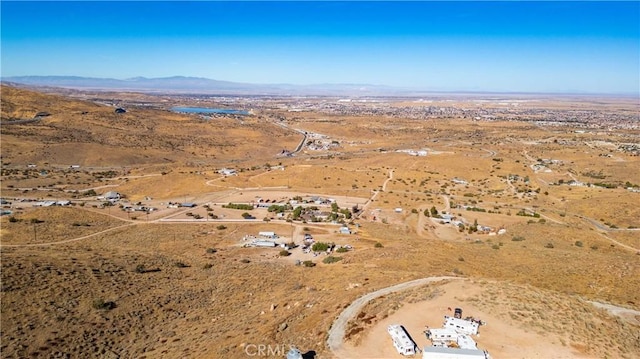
[171,107,249,115]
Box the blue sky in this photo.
[1,1,639,94]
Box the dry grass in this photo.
[1,86,639,358]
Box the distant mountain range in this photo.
[1,75,405,96]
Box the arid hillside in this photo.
[1,87,639,359]
[1,85,300,167]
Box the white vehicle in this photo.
[443,316,479,335]
[388,324,418,356]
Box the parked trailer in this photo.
[253,240,277,247]
[443,316,480,335]
[388,324,418,356]
[425,329,478,350]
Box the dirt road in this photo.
[327,276,461,356]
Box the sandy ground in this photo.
[339,280,594,359]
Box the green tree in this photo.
[430,206,438,217]
[312,242,329,252]
[331,202,339,212]
[292,206,303,220]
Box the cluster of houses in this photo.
[305,133,340,151]
[242,232,287,248]
[388,308,491,359]
[166,202,197,208]
[97,191,121,203]
[435,213,506,236]
[218,168,237,176]
[32,200,71,207]
[121,204,157,213]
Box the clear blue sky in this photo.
[1,1,639,94]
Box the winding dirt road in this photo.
[327,276,462,356]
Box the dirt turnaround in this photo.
[327,276,461,356]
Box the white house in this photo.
[103,191,121,201]
[218,168,237,176]
[388,324,418,356]
[259,231,277,239]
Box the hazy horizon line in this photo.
[3,74,639,97]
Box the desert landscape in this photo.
[1,83,639,359]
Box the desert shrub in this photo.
[135,264,146,273]
[302,260,316,267]
[374,242,384,248]
[590,245,599,250]
[8,216,18,223]
[458,256,465,262]
[575,241,584,247]
[92,299,116,310]
[216,225,227,230]
[279,250,290,257]
[545,242,555,249]
[512,236,526,242]
[336,247,349,253]
[206,248,217,254]
[203,263,213,269]
[240,259,251,263]
[323,256,342,264]
[312,242,329,252]
[30,218,44,224]
[175,261,189,268]
[491,244,500,250]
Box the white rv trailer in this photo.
[425,328,459,342]
[456,335,478,350]
[425,329,477,350]
[258,231,277,239]
[388,324,418,356]
[253,240,277,247]
[443,316,480,335]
